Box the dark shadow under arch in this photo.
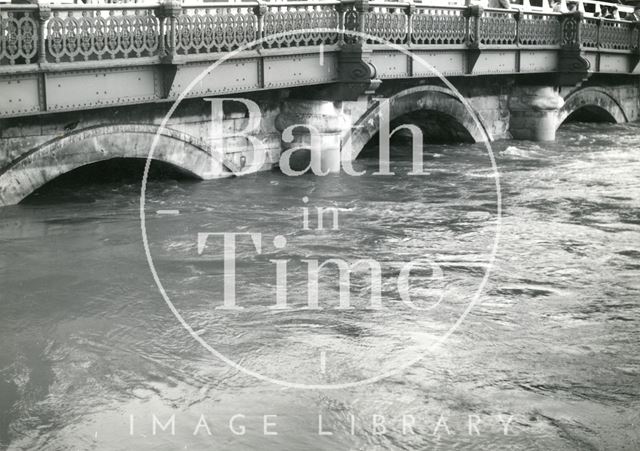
[0,124,238,207]
[562,105,618,124]
[558,88,627,128]
[22,158,199,205]
[342,86,490,162]
[371,109,476,146]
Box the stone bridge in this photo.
[1,0,639,205]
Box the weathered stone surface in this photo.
[509,86,565,141]
[275,100,349,174]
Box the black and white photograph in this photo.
[0,0,639,449]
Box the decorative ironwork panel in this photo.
[362,7,407,44]
[263,5,338,49]
[631,25,639,51]
[342,3,359,44]
[46,8,159,63]
[519,13,560,46]
[580,18,598,48]
[558,14,581,47]
[468,16,478,44]
[411,7,466,46]
[176,6,257,55]
[0,9,38,65]
[599,20,632,50]
[479,11,516,45]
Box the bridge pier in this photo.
[509,86,565,142]
[275,100,348,174]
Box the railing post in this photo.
[514,9,522,47]
[336,0,379,99]
[155,3,166,58]
[37,3,51,65]
[560,11,582,49]
[336,1,345,45]
[355,0,369,42]
[558,11,589,84]
[465,4,483,47]
[465,5,483,73]
[161,0,181,61]
[406,1,415,46]
[253,2,267,50]
[632,22,640,72]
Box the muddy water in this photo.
[0,122,639,450]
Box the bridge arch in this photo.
[0,124,237,206]
[342,85,492,161]
[558,88,628,126]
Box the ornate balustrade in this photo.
[262,1,339,49]
[518,11,560,46]
[0,5,38,65]
[411,6,466,46]
[599,18,635,51]
[1,1,639,69]
[480,8,517,45]
[175,3,257,55]
[362,2,408,45]
[578,16,638,51]
[46,4,160,63]
[581,16,599,48]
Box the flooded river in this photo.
[0,122,639,450]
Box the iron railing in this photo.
[1,1,639,67]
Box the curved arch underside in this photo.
[342,86,491,161]
[558,88,628,126]
[0,124,237,206]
